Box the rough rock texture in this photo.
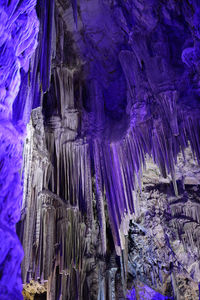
[128,148,200,299]
[12,0,200,299]
[0,1,39,299]
[23,281,47,300]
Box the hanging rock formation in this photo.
[0,0,199,299]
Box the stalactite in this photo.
[18,1,200,299]
[37,0,55,93]
[93,139,107,254]
[71,0,78,28]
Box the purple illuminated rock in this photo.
[14,0,200,299]
[0,0,39,298]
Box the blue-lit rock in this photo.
[6,0,200,299]
[127,283,174,300]
[0,0,38,298]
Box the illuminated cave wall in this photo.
[1,0,200,299]
[0,1,39,299]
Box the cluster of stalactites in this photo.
[26,59,200,266]
[21,0,200,261]
[20,108,104,299]
[91,107,200,256]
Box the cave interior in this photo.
[1,0,200,299]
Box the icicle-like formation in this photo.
[20,116,103,299]
[90,98,200,256]
[93,139,107,254]
[20,54,200,300]
[20,108,50,283]
[19,1,200,298]
[37,0,55,93]
[20,72,98,298]
[71,0,78,28]
[56,67,75,117]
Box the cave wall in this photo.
[1,0,200,299]
[18,0,200,299]
[0,1,39,299]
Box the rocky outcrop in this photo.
[128,149,200,299]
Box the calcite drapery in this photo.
[18,0,200,299]
[0,0,39,298]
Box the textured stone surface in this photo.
[0,1,39,298]
[23,281,47,300]
[11,0,200,299]
[128,148,200,299]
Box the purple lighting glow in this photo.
[0,0,38,298]
[1,0,200,299]
[127,284,174,300]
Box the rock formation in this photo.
[0,1,39,299]
[1,0,200,299]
